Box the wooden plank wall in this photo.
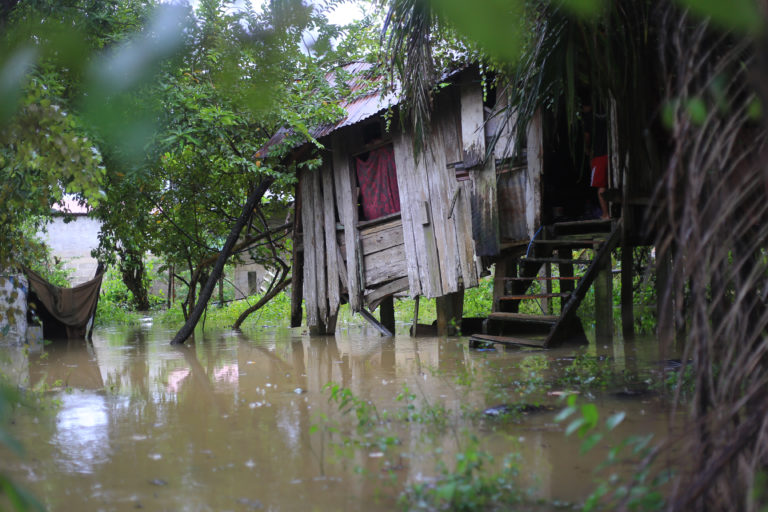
[525,109,544,238]
[299,161,340,334]
[497,168,528,241]
[461,73,500,257]
[331,133,363,312]
[393,89,480,299]
[338,219,409,291]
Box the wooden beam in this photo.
[365,277,409,310]
[358,308,393,337]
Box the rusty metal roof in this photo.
[259,61,468,157]
[258,62,396,157]
[314,61,398,137]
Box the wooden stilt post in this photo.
[543,262,552,314]
[594,244,613,350]
[436,290,464,336]
[558,248,573,313]
[380,296,396,335]
[492,259,508,312]
[411,295,420,337]
[620,246,634,340]
[656,249,673,350]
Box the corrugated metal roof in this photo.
[258,62,396,156]
[259,61,468,157]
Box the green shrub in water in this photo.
[400,434,522,511]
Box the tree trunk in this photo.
[171,177,274,345]
[233,276,291,329]
[120,250,150,311]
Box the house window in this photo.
[354,144,400,221]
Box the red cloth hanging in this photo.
[355,146,400,221]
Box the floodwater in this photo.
[0,320,682,511]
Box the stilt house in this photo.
[276,62,654,343]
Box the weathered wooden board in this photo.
[441,94,479,288]
[332,131,363,311]
[460,74,486,169]
[461,73,499,257]
[525,109,544,239]
[359,220,404,256]
[424,104,460,293]
[365,276,410,310]
[363,243,408,287]
[321,161,339,323]
[312,169,328,327]
[489,89,516,161]
[394,131,441,297]
[299,169,318,328]
[497,167,527,242]
[290,180,304,328]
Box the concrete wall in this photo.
[232,262,268,300]
[41,215,102,285]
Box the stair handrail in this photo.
[525,226,543,259]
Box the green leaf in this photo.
[605,411,625,431]
[554,405,577,422]
[686,97,707,125]
[431,0,525,62]
[565,417,586,436]
[580,403,599,433]
[580,432,603,453]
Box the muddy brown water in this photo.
[0,321,682,511]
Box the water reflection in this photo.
[53,393,110,474]
[0,324,679,511]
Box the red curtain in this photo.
[355,146,400,221]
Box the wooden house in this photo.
[278,62,654,344]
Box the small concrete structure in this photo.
[40,197,102,285]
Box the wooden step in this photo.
[518,257,592,265]
[533,239,599,248]
[488,312,558,324]
[469,334,547,349]
[499,292,571,301]
[552,219,612,229]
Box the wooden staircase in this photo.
[470,218,622,349]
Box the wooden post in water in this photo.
[594,244,614,349]
[492,259,508,312]
[543,263,552,314]
[411,295,420,337]
[436,290,464,336]
[620,246,634,340]
[557,248,574,312]
[656,249,673,349]
[380,296,396,335]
